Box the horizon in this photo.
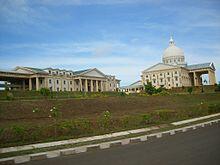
[0,0,220,86]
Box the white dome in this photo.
[162,36,186,66]
[163,38,184,58]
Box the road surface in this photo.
[25,123,220,165]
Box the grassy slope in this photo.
[0,93,220,127]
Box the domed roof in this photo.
[163,36,184,58]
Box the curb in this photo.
[0,118,219,165]
[0,126,159,154]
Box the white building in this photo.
[122,36,216,92]
[0,67,120,92]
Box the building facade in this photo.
[121,36,216,92]
[0,67,120,92]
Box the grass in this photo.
[0,115,219,159]
[0,92,220,147]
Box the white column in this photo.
[85,79,88,92]
[29,78,32,91]
[36,77,39,91]
[101,81,103,92]
[208,70,216,85]
[91,80,93,92]
[96,80,99,92]
[79,79,82,91]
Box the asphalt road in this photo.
[25,123,220,165]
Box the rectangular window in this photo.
[64,80,66,84]
[49,79,52,84]
[175,77,178,81]
[153,80,156,83]
[57,80,59,84]
[70,81,72,85]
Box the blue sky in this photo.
[0,0,220,86]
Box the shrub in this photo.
[144,82,157,95]
[39,88,51,97]
[98,111,112,130]
[208,104,220,114]
[119,92,126,97]
[187,87,193,94]
[141,114,152,124]
[214,82,220,92]
[11,125,25,141]
[6,92,14,100]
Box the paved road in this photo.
[26,123,220,165]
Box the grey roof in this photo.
[24,67,48,74]
[120,80,143,89]
[74,69,91,75]
[186,62,215,70]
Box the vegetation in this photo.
[214,82,220,92]
[144,81,165,95]
[0,93,220,147]
[187,87,193,94]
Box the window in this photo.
[64,80,66,84]
[70,73,72,76]
[56,71,58,74]
[176,83,178,87]
[160,79,163,83]
[70,88,72,91]
[175,71,178,74]
[167,72,170,75]
[49,79,52,84]
[63,72,65,75]
[70,81,72,85]
[57,80,59,84]
[146,75,148,78]
[49,70,51,74]
[57,88,59,91]
[175,77,178,81]
[40,80,43,84]
[160,73,162,76]
[153,80,156,83]
[153,74,155,77]
[167,77,170,82]
[110,84,111,87]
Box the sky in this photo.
[0,0,220,86]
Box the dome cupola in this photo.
[162,36,186,66]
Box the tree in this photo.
[144,81,156,95]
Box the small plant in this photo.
[144,82,156,95]
[214,82,220,92]
[11,125,25,141]
[39,88,51,98]
[141,114,152,124]
[187,87,193,94]
[49,106,62,138]
[6,92,14,100]
[99,110,112,130]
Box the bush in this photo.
[187,87,193,94]
[98,111,112,130]
[144,82,156,95]
[39,88,51,97]
[214,82,220,92]
[208,104,220,114]
[6,92,14,100]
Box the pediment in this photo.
[142,63,179,73]
[82,69,106,78]
[14,67,34,74]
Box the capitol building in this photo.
[122,36,216,93]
